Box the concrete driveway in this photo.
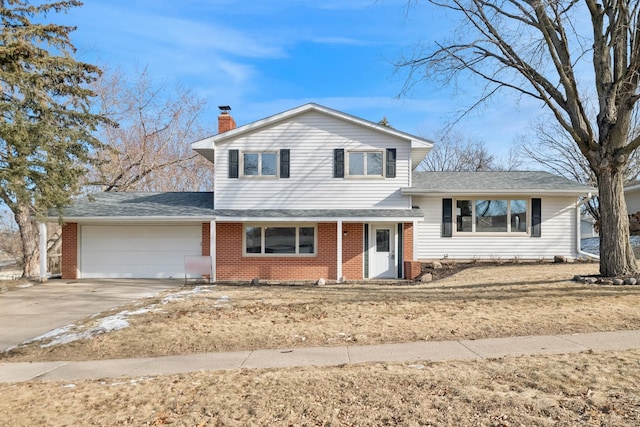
[0,279,182,351]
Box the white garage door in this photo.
[80,225,202,279]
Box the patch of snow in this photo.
[109,377,154,387]
[16,285,223,350]
[27,325,75,344]
[581,237,599,253]
[213,295,231,308]
[97,315,130,333]
[582,236,640,254]
[16,283,33,289]
[25,309,154,348]
[62,384,76,388]
[161,286,215,304]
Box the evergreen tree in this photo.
[0,0,109,277]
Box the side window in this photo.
[452,198,533,234]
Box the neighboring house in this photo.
[625,181,640,213]
[48,103,595,281]
[580,213,599,239]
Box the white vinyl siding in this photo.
[414,196,579,260]
[214,110,411,209]
[626,189,640,213]
[79,225,201,279]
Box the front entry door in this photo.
[370,225,396,278]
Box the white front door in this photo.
[370,225,396,278]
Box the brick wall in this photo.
[216,222,338,281]
[403,222,414,262]
[342,222,363,280]
[403,222,420,279]
[202,222,210,256]
[61,223,78,280]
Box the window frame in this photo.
[241,151,278,178]
[243,223,318,257]
[454,197,530,235]
[346,149,385,178]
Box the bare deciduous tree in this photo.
[420,130,522,171]
[521,118,640,226]
[87,67,213,193]
[399,0,640,276]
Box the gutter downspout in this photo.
[577,193,599,260]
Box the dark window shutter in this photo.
[280,149,290,178]
[531,198,542,237]
[334,149,344,178]
[386,148,396,178]
[442,198,453,237]
[228,149,239,178]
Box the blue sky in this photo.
[59,0,542,156]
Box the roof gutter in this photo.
[48,216,215,223]
[401,189,596,196]
[213,215,423,222]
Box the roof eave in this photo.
[211,103,434,147]
[402,189,595,196]
[213,215,423,222]
[49,216,215,223]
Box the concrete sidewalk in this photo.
[2,329,640,383]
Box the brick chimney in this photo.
[218,105,236,134]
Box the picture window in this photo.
[244,225,316,256]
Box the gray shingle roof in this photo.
[55,192,215,218]
[54,192,423,220]
[410,171,595,194]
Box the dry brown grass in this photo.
[3,262,640,426]
[1,349,639,426]
[4,261,640,364]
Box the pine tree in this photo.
[0,0,110,277]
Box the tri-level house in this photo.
[52,103,595,281]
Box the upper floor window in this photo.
[348,151,383,176]
[228,149,290,179]
[334,148,396,178]
[244,152,276,176]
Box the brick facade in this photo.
[403,222,419,279]
[201,222,210,256]
[216,222,338,281]
[61,223,78,280]
[403,222,414,262]
[342,222,364,280]
[59,221,415,281]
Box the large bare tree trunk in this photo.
[598,164,638,276]
[14,203,39,278]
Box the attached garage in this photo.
[53,192,215,280]
[79,225,202,279]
